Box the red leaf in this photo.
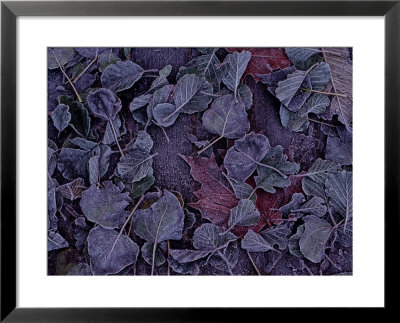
[226,48,291,80]
[179,153,238,226]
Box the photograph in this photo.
[47,47,353,276]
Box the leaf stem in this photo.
[246,250,261,276]
[53,51,82,102]
[152,120,170,143]
[106,194,145,260]
[108,118,125,157]
[143,69,159,73]
[197,135,223,155]
[300,88,347,98]
[255,161,288,179]
[73,55,98,83]
[308,118,337,128]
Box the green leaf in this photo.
[299,215,332,263]
[129,174,155,199]
[58,95,91,137]
[51,104,71,133]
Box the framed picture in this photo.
[1,0,397,321]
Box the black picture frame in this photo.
[1,0,398,321]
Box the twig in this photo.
[246,250,261,276]
[197,135,223,155]
[53,51,82,102]
[308,118,337,128]
[301,88,347,98]
[73,55,98,83]
[108,118,125,157]
[106,195,145,260]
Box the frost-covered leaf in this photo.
[141,241,166,267]
[57,178,86,200]
[225,177,256,204]
[133,190,184,243]
[101,60,144,92]
[227,199,260,231]
[129,94,152,112]
[280,94,330,132]
[159,64,172,77]
[221,51,251,100]
[193,223,237,251]
[117,147,155,183]
[301,158,341,198]
[180,153,238,226]
[216,84,253,110]
[241,230,274,253]
[58,95,91,137]
[208,241,239,274]
[98,50,120,72]
[202,94,250,140]
[102,115,126,145]
[168,257,201,275]
[87,226,139,275]
[260,223,292,250]
[75,47,107,58]
[285,48,320,66]
[48,48,75,69]
[80,181,131,229]
[177,49,221,91]
[70,137,98,151]
[288,225,305,257]
[67,263,92,276]
[325,171,352,231]
[309,62,331,90]
[51,104,71,133]
[275,68,312,112]
[321,48,352,130]
[87,88,122,121]
[154,74,212,127]
[280,193,327,218]
[326,126,352,165]
[48,188,58,231]
[128,174,155,199]
[133,190,185,273]
[183,208,196,230]
[57,148,91,181]
[88,144,111,185]
[335,221,352,247]
[48,231,69,251]
[169,249,211,263]
[255,145,300,193]
[299,215,332,263]
[224,132,270,182]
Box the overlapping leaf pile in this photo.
[48,47,352,276]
